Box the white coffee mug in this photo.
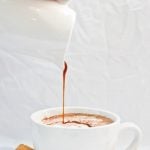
[31,107,142,150]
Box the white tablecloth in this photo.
[0,0,150,147]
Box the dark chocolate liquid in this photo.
[42,113,113,128]
[62,61,68,123]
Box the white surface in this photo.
[0,0,150,148]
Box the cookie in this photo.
[16,144,34,150]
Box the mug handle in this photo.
[118,123,142,150]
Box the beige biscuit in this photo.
[16,144,34,150]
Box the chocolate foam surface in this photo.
[42,113,113,128]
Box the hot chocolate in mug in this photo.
[31,107,142,150]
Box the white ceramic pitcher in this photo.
[0,0,76,68]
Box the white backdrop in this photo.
[68,0,150,147]
[0,0,150,149]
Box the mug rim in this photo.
[31,107,120,130]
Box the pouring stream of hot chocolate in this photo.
[62,62,68,123]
